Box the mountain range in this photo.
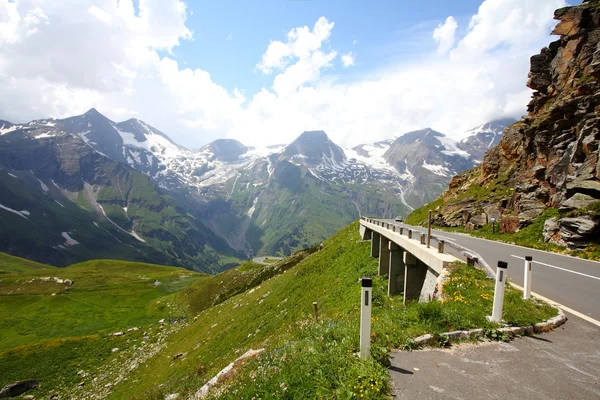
[0,109,513,268]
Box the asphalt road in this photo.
[376,219,600,323]
[252,256,283,266]
[390,314,600,399]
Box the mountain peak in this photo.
[282,130,346,165]
[84,107,102,117]
[203,139,249,161]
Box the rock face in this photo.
[0,380,38,398]
[427,0,600,249]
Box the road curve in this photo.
[252,256,283,266]
[376,219,600,322]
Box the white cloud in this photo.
[0,0,568,150]
[433,16,457,54]
[341,52,355,68]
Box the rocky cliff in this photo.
[426,0,600,249]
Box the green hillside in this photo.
[0,223,556,399]
[0,252,54,274]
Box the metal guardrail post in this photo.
[438,240,444,253]
[427,210,432,248]
[359,277,372,359]
[408,230,412,239]
[420,234,425,245]
[523,256,532,300]
[489,261,508,322]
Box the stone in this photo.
[559,193,597,212]
[173,352,185,360]
[165,395,180,400]
[566,179,600,197]
[543,217,561,243]
[517,200,545,223]
[559,215,600,248]
[468,213,488,227]
[112,332,124,337]
[23,396,35,400]
[0,380,39,398]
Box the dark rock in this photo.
[468,213,488,227]
[566,179,600,197]
[559,215,600,248]
[559,193,598,211]
[543,217,561,243]
[0,380,39,398]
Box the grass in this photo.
[0,257,206,397]
[104,221,557,400]
[201,261,555,400]
[0,223,558,399]
[0,252,54,274]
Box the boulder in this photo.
[559,193,597,212]
[0,380,39,398]
[543,217,561,243]
[517,200,545,223]
[566,179,600,197]
[468,213,488,227]
[559,215,600,248]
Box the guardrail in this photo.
[360,217,496,278]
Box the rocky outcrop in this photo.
[427,0,600,249]
[0,380,38,398]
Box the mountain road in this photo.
[376,219,600,324]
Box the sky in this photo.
[0,0,578,149]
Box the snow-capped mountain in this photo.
[457,118,516,163]
[0,109,512,258]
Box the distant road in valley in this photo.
[379,219,600,323]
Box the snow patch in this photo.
[98,204,145,243]
[21,210,30,216]
[54,200,65,208]
[0,203,29,219]
[0,123,20,135]
[115,125,183,159]
[8,173,17,178]
[437,135,470,158]
[61,232,79,246]
[34,132,56,139]
[37,178,49,193]
[247,197,258,217]
[422,161,450,177]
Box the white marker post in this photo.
[523,256,532,300]
[359,277,372,359]
[490,261,508,323]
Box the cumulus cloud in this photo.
[433,16,458,54]
[0,0,567,149]
[341,52,355,68]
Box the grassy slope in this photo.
[0,259,204,351]
[0,252,54,274]
[107,221,556,399]
[0,223,557,399]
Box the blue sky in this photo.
[176,0,486,95]
[0,0,580,148]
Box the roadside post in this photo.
[359,277,372,359]
[491,216,496,235]
[427,210,432,248]
[489,261,508,323]
[523,256,532,300]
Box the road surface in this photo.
[390,314,600,399]
[377,219,600,323]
